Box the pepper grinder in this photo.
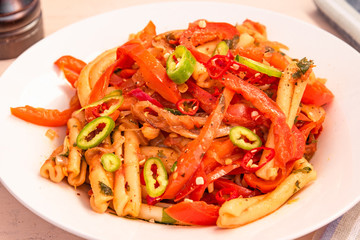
[0,0,44,59]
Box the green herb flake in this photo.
[294,115,299,124]
[224,35,239,49]
[59,149,70,158]
[292,57,313,79]
[114,68,122,74]
[99,181,113,196]
[170,161,178,172]
[295,180,300,189]
[165,108,183,115]
[293,167,312,174]
[157,150,166,159]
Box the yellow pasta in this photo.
[86,148,114,213]
[218,158,317,228]
[122,128,142,217]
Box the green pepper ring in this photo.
[229,126,262,150]
[166,45,196,84]
[143,157,169,198]
[76,116,115,150]
[101,153,121,172]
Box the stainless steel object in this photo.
[0,0,44,59]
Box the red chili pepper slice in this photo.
[206,52,248,79]
[240,147,275,172]
[215,187,241,205]
[91,103,109,118]
[176,99,200,115]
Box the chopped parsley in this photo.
[157,150,166,158]
[293,167,312,174]
[165,108,183,115]
[59,149,69,158]
[224,35,239,50]
[292,57,313,79]
[99,181,113,196]
[170,161,178,172]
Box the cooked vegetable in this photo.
[176,99,200,115]
[235,55,282,77]
[101,153,121,172]
[166,45,196,84]
[143,157,169,197]
[212,41,229,56]
[229,126,262,150]
[76,116,115,150]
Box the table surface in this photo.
[0,0,346,239]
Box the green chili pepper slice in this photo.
[166,45,196,84]
[229,126,262,150]
[143,157,168,198]
[235,55,282,78]
[76,116,115,150]
[212,41,229,56]
[101,153,121,172]
[76,90,124,117]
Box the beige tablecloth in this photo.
[0,0,346,239]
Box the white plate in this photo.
[1,2,360,240]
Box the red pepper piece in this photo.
[117,40,181,104]
[10,96,81,127]
[240,147,275,172]
[215,187,241,205]
[186,80,217,113]
[54,55,86,87]
[164,201,219,226]
[176,99,199,115]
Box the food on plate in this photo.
[10,19,334,228]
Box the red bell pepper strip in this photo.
[186,80,217,113]
[174,164,207,202]
[179,20,239,64]
[136,20,156,49]
[54,55,86,88]
[10,96,81,127]
[11,106,75,127]
[164,201,219,226]
[173,139,238,201]
[162,88,234,200]
[301,80,334,106]
[116,40,181,104]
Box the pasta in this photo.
[12,19,334,228]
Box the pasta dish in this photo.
[10,19,334,227]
